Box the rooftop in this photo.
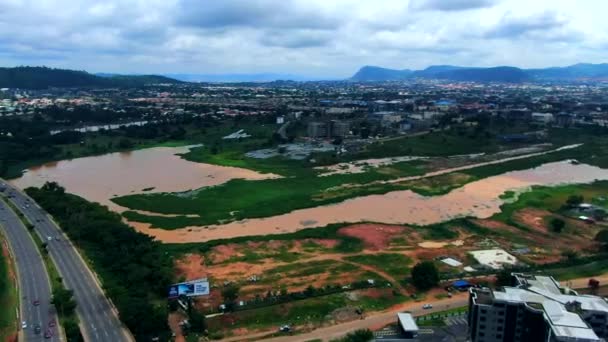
[473,274,608,341]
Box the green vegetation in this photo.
[411,261,440,291]
[26,182,173,341]
[0,237,16,341]
[493,181,608,222]
[544,259,608,281]
[0,66,181,89]
[550,218,565,233]
[344,253,412,280]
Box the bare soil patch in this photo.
[338,224,418,250]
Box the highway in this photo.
[0,198,60,341]
[1,182,131,342]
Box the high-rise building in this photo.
[468,273,608,342]
[307,121,328,138]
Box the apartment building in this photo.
[468,273,608,342]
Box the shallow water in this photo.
[10,146,278,212]
[132,160,608,243]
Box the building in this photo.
[331,120,350,137]
[532,112,554,124]
[307,121,350,138]
[468,273,608,342]
[307,122,328,138]
[375,313,419,341]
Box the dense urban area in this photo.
[2,66,608,342]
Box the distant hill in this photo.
[350,66,413,81]
[0,66,182,89]
[527,63,608,80]
[350,63,608,83]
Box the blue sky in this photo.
[1,0,606,77]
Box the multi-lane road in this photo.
[1,181,131,342]
[0,198,59,341]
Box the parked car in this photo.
[21,321,27,329]
[279,325,291,333]
[423,304,433,309]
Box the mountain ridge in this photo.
[350,63,608,82]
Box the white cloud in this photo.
[0,0,606,77]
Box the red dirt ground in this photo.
[175,253,207,280]
[338,224,417,250]
[168,312,187,342]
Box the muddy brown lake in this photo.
[130,160,608,243]
[11,145,608,244]
[10,145,278,212]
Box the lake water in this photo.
[10,145,279,212]
[130,160,608,243]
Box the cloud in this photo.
[0,0,606,77]
[485,12,567,38]
[409,0,499,11]
[258,30,332,48]
[176,0,340,30]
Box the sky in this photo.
[1,0,607,78]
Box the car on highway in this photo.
[47,236,53,241]
[21,321,27,329]
[48,319,56,328]
[423,304,433,309]
[34,324,41,334]
[32,299,40,306]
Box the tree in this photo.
[566,195,584,207]
[562,249,578,261]
[595,229,608,244]
[595,229,608,251]
[221,284,240,310]
[117,138,134,149]
[411,261,439,291]
[550,218,565,233]
[495,268,515,288]
[52,287,77,316]
[592,209,607,221]
[189,310,207,334]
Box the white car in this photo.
[21,321,27,329]
[423,304,433,309]
[47,236,53,241]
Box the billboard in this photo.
[168,278,210,299]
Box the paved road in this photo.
[1,182,131,342]
[0,198,60,341]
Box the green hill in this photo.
[0,66,183,89]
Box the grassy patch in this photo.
[544,259,608,281]
[344,254,412,280]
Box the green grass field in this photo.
[344,253,412,280]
